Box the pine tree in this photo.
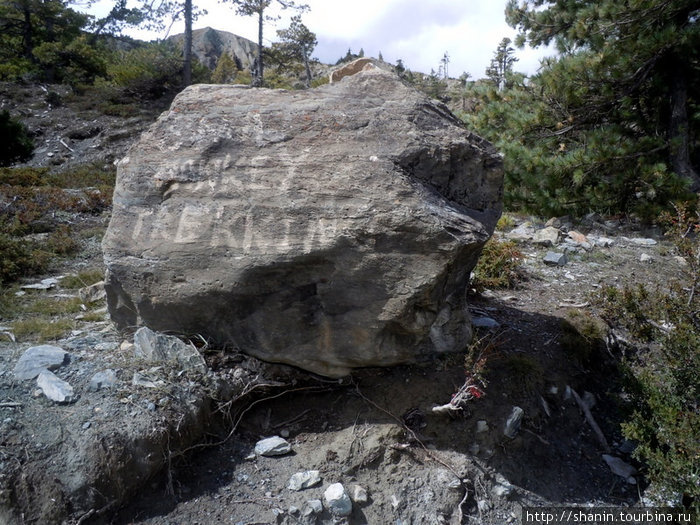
[211,52,239,83]
[485,38,517,91]
[224,0,307,87]
[276,14,316,87]
[506,0,700,192]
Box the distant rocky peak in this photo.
[168,27,258,71]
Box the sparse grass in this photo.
[0,164,115,189]
[495,213,516,231]
[560,310,607,364]
[11,317,74,342]
[0,163,114,285]
[471,238,525,291]
[0,286,22,319]
[24,296,84,315]
[80,311,106,322]
[498,353,544,396]
[78,226,107,240]
[60,269,104,289]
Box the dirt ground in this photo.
[108,219,678,525]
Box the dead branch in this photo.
[352,381,466,485]
[59,138,74,152]
[570,386,611,453]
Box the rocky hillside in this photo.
[0,68,695,524]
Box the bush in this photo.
[107,41,210,99]
[597,202,700,511]
[0,111,34,167]
[211,53,239,84]
[33,35,108,85]
[0,234,49,285]
[470,238,524,291]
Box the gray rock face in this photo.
[14,345,69,380]
[169,27,258,70]
[103,68,503,377]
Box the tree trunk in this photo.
[669,62,700,191]
[254,7,263,86]
[183,0,192,86]
[21,1,33,61]
[302,50,311,88]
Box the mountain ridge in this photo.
[168,27,258,71]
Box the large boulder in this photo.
[102,67,503,377]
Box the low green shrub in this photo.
[45,225,81,256]
[0,234,50,285]
[597,201,700,511]
[471,238,524,291]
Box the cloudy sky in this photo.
[92,0,556,79]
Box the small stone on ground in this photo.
[254,436,292,457]
[14,345,69,380]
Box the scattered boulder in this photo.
[288,470,322,491]
[133,327,207,373]
[103,66,503,377]
[37,370,75,403]
[88,369,118,391]
[543,251,568,266]
[533,226,561,246]
[302,499,323,520]
[132,371,164,389]
[591,235,614,247]
[506,221,536,242]
[324,483,352,516]
[14,345,69,380]
[254,436,292,457]
[628,237,657,246]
